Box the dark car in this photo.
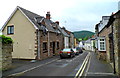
[72,48,79,55]
[76,47,83,53]
[59,48,75,59]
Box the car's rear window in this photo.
[62,49,71,52]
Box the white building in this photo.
[95,16,110,52]
[84,38,95,51]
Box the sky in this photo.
[0,0,119,33]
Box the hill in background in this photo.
[73,30,95,40]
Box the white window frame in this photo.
[7,25,14,34]
[98,37,106,51]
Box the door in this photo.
[52,42,55,55]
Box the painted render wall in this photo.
[2,9,36,59]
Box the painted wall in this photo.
[2,9,36,59]
[64,37,69,48]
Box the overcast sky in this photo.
[0,0,119,32]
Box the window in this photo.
[43,42,47,50]
[57,42,59,49]
[50,42,53,48]
[7,26,14,35]
[99,38,106,51]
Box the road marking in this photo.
[74,52,90,78]
[8,58,58,76]
[78,56,89,78]
[87,72,114,75]
[84,53,91,77]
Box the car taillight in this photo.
[67,52,71,53]
[59,51,62,53]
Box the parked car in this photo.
[59,48,75,59]
[72,48,79,55]
[76,47,83,53]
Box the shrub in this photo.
[0,35,13,44]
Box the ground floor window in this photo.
[50,42,53,48]
[43,42,47,51]
[57,42,59,49]
[98,37,106,51]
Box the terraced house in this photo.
[1,6,72,60]
[95,11,120,76]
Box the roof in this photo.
[44,19,56,32]
[61,29,70,37]
[18,6,44,30]
[99,10,120,30]
[1,6,70,36]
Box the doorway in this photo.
[52,42,55,55]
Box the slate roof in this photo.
[56,24,69,37]
[2,6,70,36]
[44,19,56,32]
[18,6,44,30]
[19,6,59,33]
[62,29,70,37]
[19,6,70,35]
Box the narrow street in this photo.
[19,52,88,77]
[3,51,118,78]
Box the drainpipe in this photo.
[48,32,50,56]
[37,29,40,60]
[111,22,116,74]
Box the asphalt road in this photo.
[18,52,88,77]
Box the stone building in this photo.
[95,16,110,61]
[112,10,120,76]
[1,6,71,60]
[95,11,120,76]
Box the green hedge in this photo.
[0,35,13,44]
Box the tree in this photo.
[83,36,88,41]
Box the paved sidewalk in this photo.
[2,56,59,77]
[86,52,118,78]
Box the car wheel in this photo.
[69,55,72,58]
[60,56,64,59]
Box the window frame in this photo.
[43,42,47,51]
[7,25,14,35]
[98,37,106,51]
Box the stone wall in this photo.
[99,25,112,62]
[113,12,120,76]
[96,50,106,61]
[97,26,111,62]
[35,31,64,60]
[2,44,13,70]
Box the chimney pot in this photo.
[55,21,59,25]
[46,11,51,19]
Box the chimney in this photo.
[55,21,59,25]
[46,11,51,19]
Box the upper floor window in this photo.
[7,25,14,35]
